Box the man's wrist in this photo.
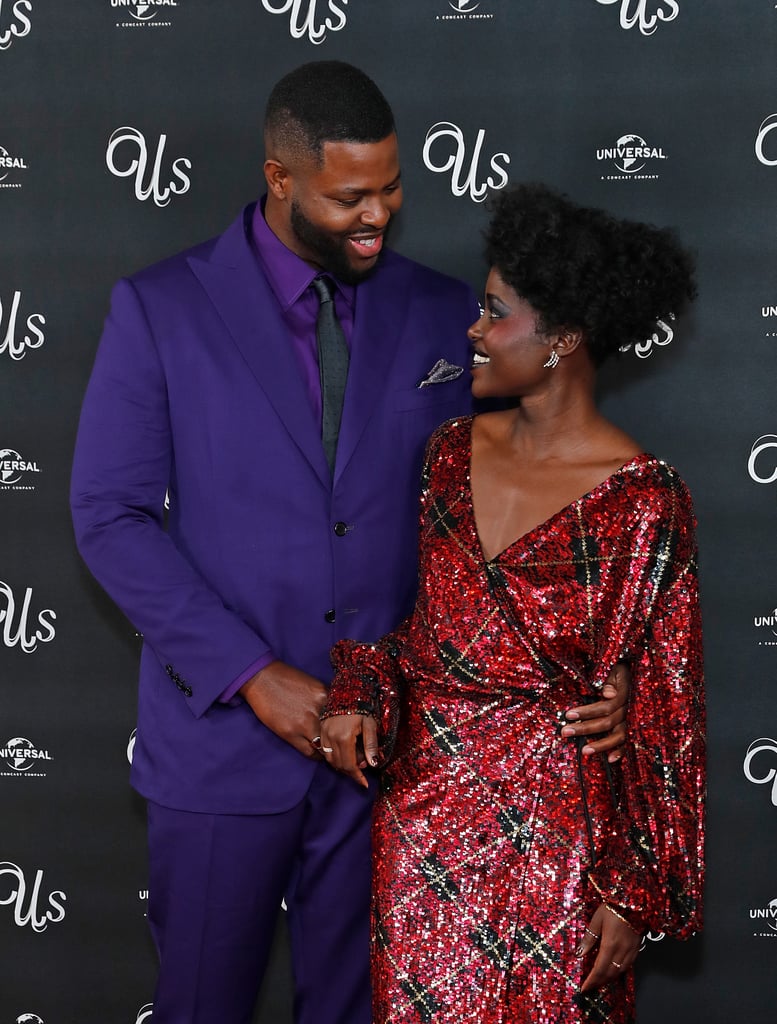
[220,652,276,704]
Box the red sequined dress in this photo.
[325,415,705,1024]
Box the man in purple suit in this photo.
[71,62,626,1024]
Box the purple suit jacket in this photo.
[71,204,476,814]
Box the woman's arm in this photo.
[588,534,706,939]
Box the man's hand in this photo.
[561,662,631,762]
[320,714,380,788]
[239,660,328,759]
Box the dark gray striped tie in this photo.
[312,275,349,474]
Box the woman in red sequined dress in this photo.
[321,184,705,1024]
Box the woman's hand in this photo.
[562,662,631,762]
[576,903,642,992]
[320,713,380,788]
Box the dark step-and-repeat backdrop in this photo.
[2,2,776,1022]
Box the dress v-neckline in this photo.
[463,417,653,564]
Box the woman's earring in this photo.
[543,350,559,369]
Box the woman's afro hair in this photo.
[484,183,697,366]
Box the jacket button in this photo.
[324,609,336,623]
[333,521,348,537]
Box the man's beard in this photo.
[290,199,388,285]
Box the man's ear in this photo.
[264,158,290,201]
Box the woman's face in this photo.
[467,268,555,399]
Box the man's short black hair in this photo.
[264,61,395,166]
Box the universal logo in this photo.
[0,143,28,189]
[0,580,56,654]
[762,302,777,338]
[260,0,348,44]
[423,122,509,203]
[136,1006,153,1023]
[595,0,679,36]
[106,126,192,207]
[16,1015,44,1024]
[597,134,667,181]
[747,435,777,492]
[1,736,52,778]
[749,896,777,939]
[755,114,777,166]
[0,448,41,492]
[1,290,46,362]
[753,607,777,647]
[110,0,177,30]
[743,737,777,806]
[0,861,66,933]
[127,727,137,764]
[0,0,32,50]
[436,1,494,22]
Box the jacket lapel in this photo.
[334,254,410,483]
[188,207,331,488]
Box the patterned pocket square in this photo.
[416,358,465,388]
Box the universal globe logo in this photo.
[436,0,493,21]
[110,0,177,21]
[0,448,41,490]
[755,114,777,166]
[752,606,777,646]
[761,301,777,339]
[0,144,28,189]
[128,1,157,19]
[127,727,137,764]
[596,134,667,180]
[16,1015,44,1024]
[749,896,777,938]
[1,737,52,775]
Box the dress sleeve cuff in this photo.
[322,638,404,763]
[587,875,647,935]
